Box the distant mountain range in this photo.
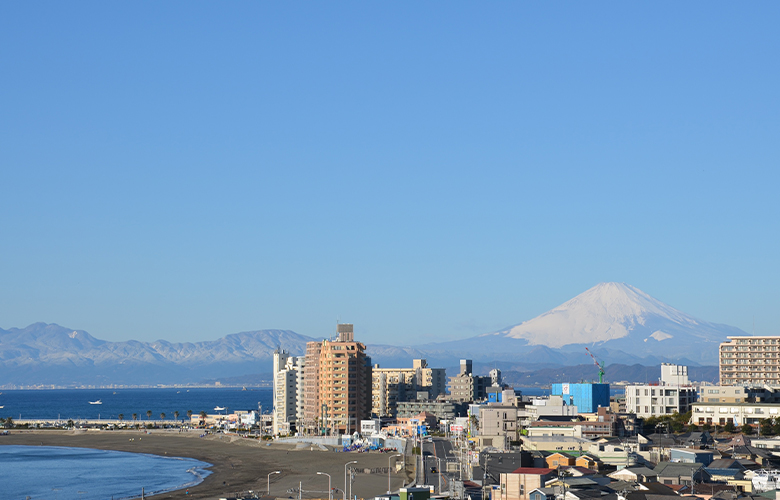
[0,283,741,386]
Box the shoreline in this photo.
[1,429,412,500]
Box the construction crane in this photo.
[585,347,606,383]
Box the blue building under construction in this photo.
[551,382,610,413]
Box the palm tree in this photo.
[199,411,207,419]
[187,410,193,420]
[146,410,152,420]
[174,411,180,422]
[132,413,138,423]
[160,412,166,421]
[118,413,124,422]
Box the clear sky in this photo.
[1,2,779,345]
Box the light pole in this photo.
[268,470,281,496]
[344,460,357,500]
[388,454,402,494]
[317,471,332,500]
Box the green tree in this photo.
[160,412,166,421]
[146,410,152,420]
[66,419,74,429]
[132,413,138,423]
[187,410,193,419]
[701,423,711,432]
[724,421,735,433]
[118,413,124,422]
[742,423,754,435]
[199,411,207,419]
[174,411,180,422]
[688,423,698,432]
[761,419,773,436]
[3,417,13,428]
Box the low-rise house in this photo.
[494,468,557,500]
[670,448,715,466]
[575,455,600,471]
[546,452,576,469]
[608,467,658,483]
[653,462,710,486]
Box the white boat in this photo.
[89,400,102,405]
[214,406,226,411]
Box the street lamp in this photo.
[317,471,332,500]
[344,460,357,500]
[268,471,281,496]
[388,454,402,494]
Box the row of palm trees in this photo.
[115,409,209,423]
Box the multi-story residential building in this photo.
[449,359,490,402]
[698,385,749,403]
[396,399,466,421]
[371,359,446,417]
[720,336,780,386]
[272,349,305,435]
[301,324,372,435]
[691,402,780,427]
[551,382,610,413]
[625,363,696,418]
[479,404,519,449]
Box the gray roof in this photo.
[653,462,707,478]
[612,467,657,477]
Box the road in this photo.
[421,437,456,495]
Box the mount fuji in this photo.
[387,282,746,366]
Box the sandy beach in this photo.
[1,430,413,500]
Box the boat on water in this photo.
[89,400,102,405]
[242,386,247,391]
[214,406,226,411]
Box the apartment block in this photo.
[720,336,780,386]
[691,402,780,427]
[625,363,696,418]
[371,359,446,417]
[449,359,491,402]
[301,324,372,435]
[272,349,305,435]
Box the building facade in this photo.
[625,363,696,418]
[720,336,780,386]
[551,383,610,413]
[449,359,491,402]
[371,359,446,417]
[691,402,780,427]
[301,324,372,435]
[272,349,305,435]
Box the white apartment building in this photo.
[625,363,696,418]
[691,402,780,427]
[720,335,780,386]
[272,349,305,435]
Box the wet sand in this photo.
[1,430,413,500]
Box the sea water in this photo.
[0,387,273,421]
[0,445,211,500]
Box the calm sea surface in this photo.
[0,445,211,500]
[0,387,273,420]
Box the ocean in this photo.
[0,445,211,500]
[0,387,273,421]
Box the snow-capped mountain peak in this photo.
[494,282,730,349]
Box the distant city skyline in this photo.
[2,3,779,344]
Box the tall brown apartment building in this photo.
[720,335,780,386]
[302,324,372,434]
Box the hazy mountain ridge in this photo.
[0,282,743,385]
[0,323,316,385]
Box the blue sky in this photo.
[1,2,779,344]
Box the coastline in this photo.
[1,430,412,500]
